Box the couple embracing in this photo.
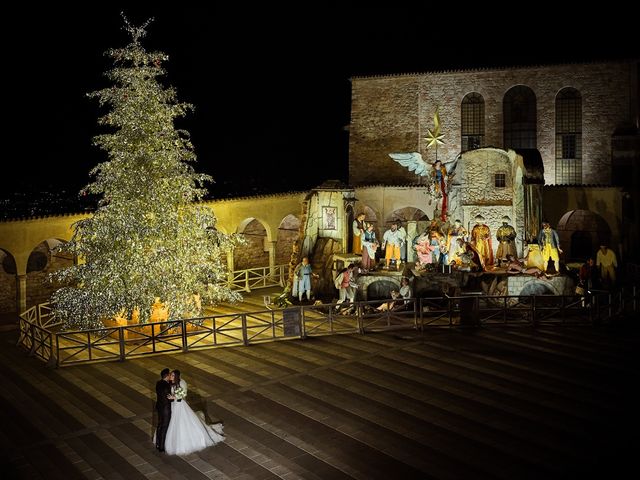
[154,368,225,455]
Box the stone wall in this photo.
[349,61,637,186]
[507,274,573,296]
[301,190,348,259]
[0,251,16,313]
[455,149,515,207]
[235,219,269,270]
[543,186,622,259]
[276,215,300,264]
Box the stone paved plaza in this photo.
[2,322,639,479]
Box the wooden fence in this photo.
[17,287,637,368]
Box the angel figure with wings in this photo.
[388,152,458,220]
[432,160,447,196]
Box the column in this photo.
[226,248,235,286]
[406,221,417,263]
[16,274,27,315]
[268,241,278,276]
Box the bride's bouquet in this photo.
[174,386,186,402]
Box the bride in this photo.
[164,369,225,455]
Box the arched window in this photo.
[461,93,484,151]
[503,86,537,150]
[555,87,582,184]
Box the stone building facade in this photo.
[349,60,638,187]
[348,60,639,263]
[448,148,526,256]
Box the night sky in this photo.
[11,6,638,199]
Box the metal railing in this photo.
[17,287,637,368]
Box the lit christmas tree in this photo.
[51,17,243,329]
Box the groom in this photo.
[155,368,174,452]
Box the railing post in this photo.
[328,305,334,333]
[299,305,306,338]
[119,326,125,361]
[28,324,36,356]
[357,305,364,334]
[241,314,249,346]
[245,271,251,293]
[87,331,92,361]
[594,293,602,325]
[16,318,23,347]
[46,332,58,368]
[618,290,623,318]
[531,295,537,327]
[270,310,276,339]
[503,295,508,324]
[182,319,189,352]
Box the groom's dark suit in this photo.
[155,378,173,452]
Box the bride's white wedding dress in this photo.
[164,379,225,455]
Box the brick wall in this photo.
[349,61,636,186]
[0,274,15,314]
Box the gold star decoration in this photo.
[424,107,445,148]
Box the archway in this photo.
[361,205,378,224]
[461,92,485,151]
[518,279,559,306]
[345,204,355,253]
[357,205,380,243]
[520,279,557,296]
[386,206,430,231]
[556,210,611,262]
[386,206,430,263]
[26,239,73,308]
[503,85,537,149]
[366,279,401,301]
[386,206,429,223]
[0,249,17,316]
[235,218,269,270]
[554,88,583,184]
[276,214,301,264]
